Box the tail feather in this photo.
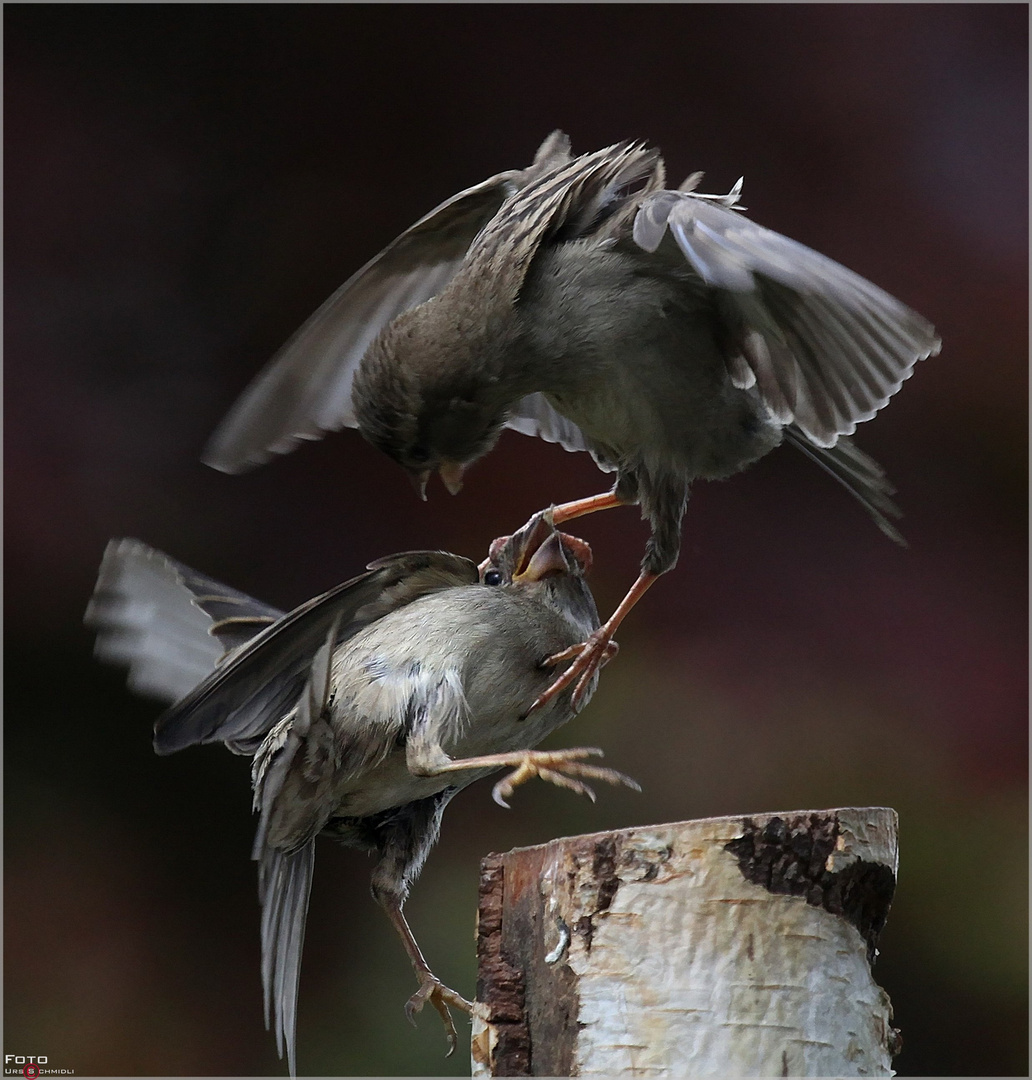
[259,843,315,1078]
[786,429,906,545]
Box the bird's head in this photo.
[352,309,510,500]
[480,510,600,635]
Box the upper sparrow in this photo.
[204,132,940,706]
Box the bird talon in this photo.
[537,766,596,801]
[542,644,583,667]
[404,983,430,1026]
[487,748,631,806]
[533,632,618,714]
[405,972,473,1056]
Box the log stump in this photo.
[472,807,900,1077]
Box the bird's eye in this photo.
[408,445,430,464]
[483,569,503,586]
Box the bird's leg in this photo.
[533,570,659,713]
[410,744,640,809]
[478,491,628,576]
[550,489,628,524]
[477,489,649,712]
[377,892,477,1056]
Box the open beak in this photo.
[512,513,593,583]
[438,461,466,496]
[482,510,595,582]
[407,469,431,501]
[556,532,592,574]
[513,531,568,583]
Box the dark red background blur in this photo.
[5,4,1027,1076]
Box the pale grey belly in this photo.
[325,693,578,819]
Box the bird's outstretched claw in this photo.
[491,746,640,808]
[404,971,476,1057]
[533,632,620,713]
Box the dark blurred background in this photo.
[5,4,1027,1076]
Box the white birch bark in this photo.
[472,807,899,1077]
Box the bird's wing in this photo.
[203,132,576,476]
[504,392,595,456]
[465,140,662,307]
[152,552,478,756]
[633,189,941,448]
[202,174,518,474]
[85,539,284,705]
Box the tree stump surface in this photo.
[472,807,900,1077]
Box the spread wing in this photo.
[152,551,478,756]
[203,131,576,474]
[85,539,283,705]
[203,176,517,474]
[634,188,941,448]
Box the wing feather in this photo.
[504,392,595,456]
[204,132,577,474]
[635,190,940,447]
[85,539,283,705]
[152,552,478,756]
[203,176,519,473]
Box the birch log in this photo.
[472,807,900,1077]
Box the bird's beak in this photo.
[513,531,568,583]
[556,532,592,574]
[438,461,465,496]
[407,469,431,501]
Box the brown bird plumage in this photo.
[85,512,635,1075]
[204,131,940,705]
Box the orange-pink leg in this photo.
[551,490,627,524]
[534,571,658,713]
[478,492,627,576]
[419,745,640,808]
[479,491,648,713]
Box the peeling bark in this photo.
[472,807,900,1077]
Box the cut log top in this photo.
[473,807,900,1078]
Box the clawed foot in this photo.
[534,631,620,713]
[405,971,477,1056]
[492,746,640,809]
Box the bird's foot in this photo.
[533,630,620,713]
[491,746,640,809]
[404,971,478,1056]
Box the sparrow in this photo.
[84,511,635,1076]
[203,131,940,710]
